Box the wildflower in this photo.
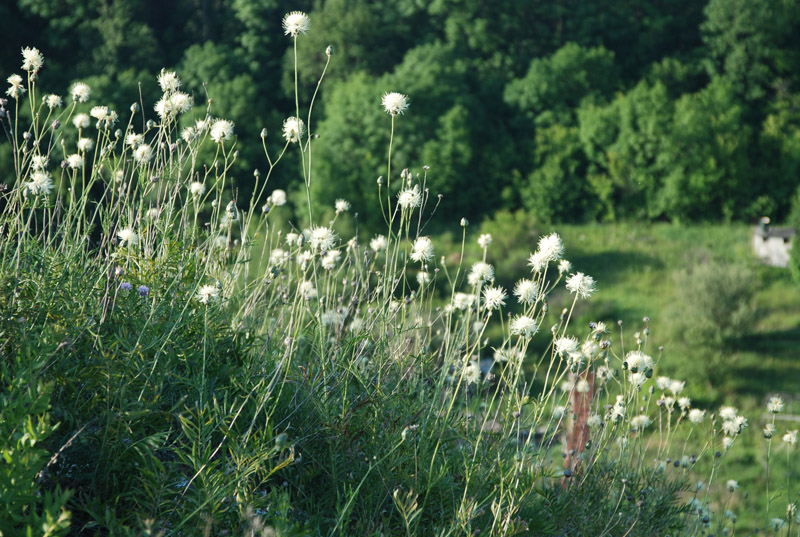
[625,350,654,373]
[66,154,84,169]
[552,405,566,419]
[283,11,310,37]
[416,271,431,286]
[21,47,44,73]
[719,406,737,421]
[90,106,110,121]
[210,119,234,143]
[307,225,337,251]
[726,480,739,492]
[117,228,139,246]
[689,409,705,424]
[565,272,596,298]
[722,421,740,436]
[764,423,776,439]
[575,379,590,393]
[321,250,341,270]
[477,234,492,248]
[555,336,579,357]
[44,94,62,109]
[581,340,599,360]
[482,286,507,310]
[629,372,647,386]
[370,235,388,252]
[73,114,90,129]
[527,251,548,272]
[282,117,305,143]
[146,207,160,220]
[722,436,734,449]
[678,397,691,410]
[767,396,784,413]
[783,430,798,446]
[71,82,91,102]
[299,280,317,300]
[119,282,133,291]
[269,248,288,266]
[181,126,196,143]
[397,185,422,209]
[157,70,181,93]
[6,74,25,98]
[453,292,475,310]
[197,284,220,304]
[770,519,786,531]
[464,359,481,385]
[30,155,48,170]
[656,376,672,391]
[537,233,564,262]
[125,133,143,147]
[596,365,614,383]
[493,348,523,363]
[189,182,206,198]
[733,415,748,432]
[24,171,54,196]
[296,250,313,268]
[285,232,300,246]
[410,236,434,263]
[510,315,538,337]
[77,138,94,152]
[134,144,153,163]
[467,261,494,286]
[558,259,572,274]
[631,415,651,430]
[513,279,538,304]
[270,189,287,206]
[335,199,350,214]
[668,379,685,395]
[382,92,409,116]
[137,285,150,297]
[588,414,603,428]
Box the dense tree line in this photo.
[3,0,800,228]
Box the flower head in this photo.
[282,117,305,143]
[566,272,596,298]
[630,415,651,430]
[382,92,409,116]
[283,11,310,37]
[726,480,739,492]
[513,279,538,304]
[784,430,798,446]
[537,233,564,262]
[197,284,220,304]
[467,261,494,286]
[210,119,234,144]
[190,182,206,198]
[137,285,150,297]
[510,315,538,337]
[119,282,133,292]
[477,234,492,249]
[117,228,139,246]
[767,396,784,414]
[558,259,572,274]
[134,144,153,163]
[321,250,341,270]
[482,286,507,310]
[44,94,62,109]
[73,114,90,129]
[688,409,705,424]
[31,155,48,170]
[453,292,475,310]
[370,235,388,252]
[157,70,181,93]
[66,154,84,169]
[6,74,25,99]
[335,199,350,214]
[307,225,337,251]
[71,82,91,102]
[77,137,94,152]
[410,236,434,264]
[24,171,54,197]
[397,185,422,209]
[21,47,44,73]
[270,189,287,206]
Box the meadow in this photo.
[2,18,800,537]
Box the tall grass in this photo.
[1,29,798,536]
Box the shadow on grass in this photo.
[725,329,800,397]
[569,250,665,285]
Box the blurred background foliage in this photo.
[3,0,800,229]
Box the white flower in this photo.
[467,262,494,286]
[668,379,685,395]
[688,409,705,424]
[552,405,566,419]
[270,189,287,206]
[464,359,481,385]
[575,379,590,393]
[30,155,48,170]
[335,199,350,214]
[513,279,538,304]
[477,234,492,248]
[770,519,786,531]
[630,415,651,430]
[157,70,181,93]
[44,94,62,109]
[296,250,313,268]
[190,182,206,198]
[565,272,596,298]
[134,145,153,163]
[417,271,431,286]
[558,259,572,274]
[410,236,434,263]
[527,251,548,272]
[625,350,654,373]
[321,250,341,270]
[117,228,138,246]
[656,376,672,391]
[588,414,603,428]
[722,420,740,436]
[767,396,784,414]
[71,82,91,102]
[726,480,739,492]
[382,92,409,116]
[181,126,196,143]
[283,11,310,37]
[453,292,475,310]
[678,397,691,410]
[125,133,143,147]
[73,113,90,129]
[146,207,160,220]
[510,315,538,337]
[90,106,110,121]
[370,235,388,252]
[764,423,776,438]
[555,336,579,357]
[66,154,84,169]
[197,284,220,304]
[24,171,54,196]
[719,407,738,421]
[299,280,317,300]
[397,185,422,209]
[210,119,234,143]
[6,74,25,99]
[285,232,300,246]
[629,372,647,386]
[21,47,44,73]
[269,248,288,266]
[282,116,305,143]
[537,233,564,262]
[306,226,337,251]
[784,430,798,446]
[77,137,94,152]
[482,286,507,310]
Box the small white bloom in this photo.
[630,414,651,430]
[527,251,548,272]
[397,185,422,209]
[269,248,288,266]
[24,171,54,196]
[575,379,590,393]
[726,480,739,492]
[117,228,139,246]
[77,137,94,152]
[625,350,654,373]
[537,233,564,262]
[30,155,48,170]
[197,284,220,304]
[764,423,776,438]
[134,144,153,163]
[335,199,350,214]
[565,272,596,298]
[71,82,91,102]
[66,154,84,169]
[677,396,691,410]
[510,315,538,337]
[6,74,25,99]
[285,232,300,246]
[629,372,647,386]
[482,286,507,310]
[210,119,234,143]
[90,106,110,121]
[44,94,62,109]
[181,126,196,143]
[464,359,481,385]
[477,233,492,248]
[299,280,317,300]
[668,379,685,395]
[513,279,538,304]
[21,47,44,73]
[417,271,431,286]
[73,114,90,130]
[307,226,337,251]
[382,92,409,116]
[453,292,475,310]
[783,430,798,446]
[125,133,143,147]
[552,405,566,419]
[688,409,705,424]
[467,261,494,286]
[370,235,388,252]
[146,207,160,220]
[410,236,434,263]
[321,250,341,270]
[719,407,738,421]
[558,259,572,274]
[770,519,786,531]
[282,117,305,143]
[722,436,735,449]
[282,11,310,37]
[270,189,287,206]
[722,420,740,436]
[588,414,603,428]
[189,182,206,198]
[555,336,579,357]
[656,376,672,391]
[767,396,785,414]
[157,70,181,93]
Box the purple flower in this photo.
[137,285,150,297]
[119,282,133,291]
